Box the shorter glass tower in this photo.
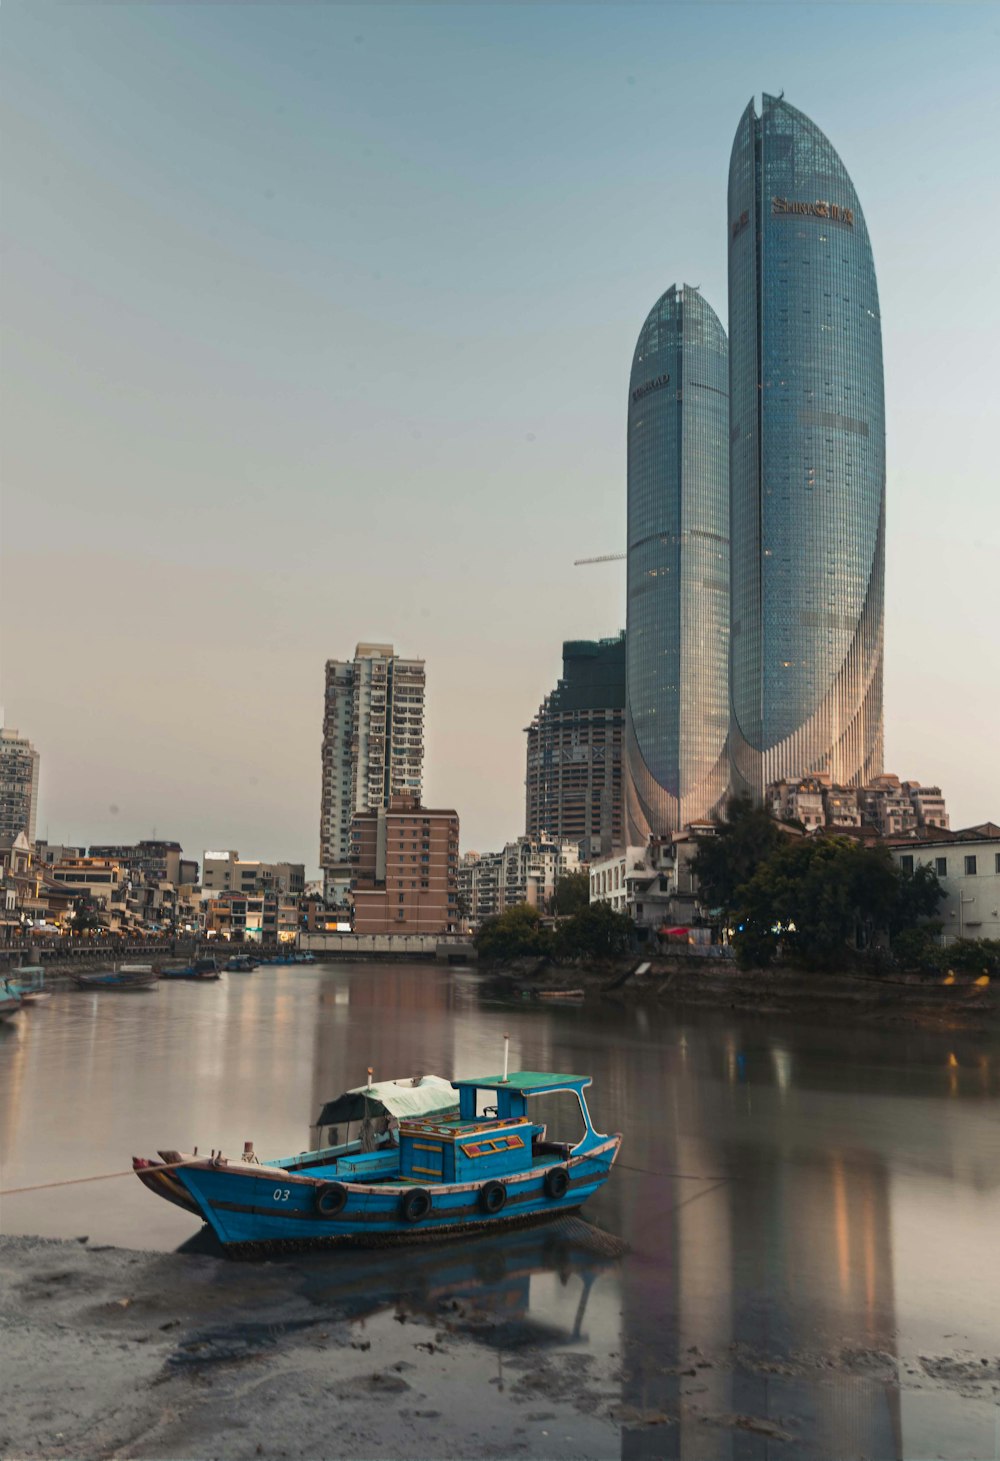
[625,285,729,841]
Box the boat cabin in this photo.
[397,1072,602,1184]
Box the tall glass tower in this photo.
[625,285,729,842]
[728,94,885,799]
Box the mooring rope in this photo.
[0,1155,207,1197]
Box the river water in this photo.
[2,962,998,1458]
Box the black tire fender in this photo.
[544,1165,569,1201]
[315,1181,349,1217]
[478,1179,507,1215]
[402,1186,432,1223]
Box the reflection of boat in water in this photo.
[535,988,585,1002]
[134,1073,459,1218]
[178,1212,623,1345]
[136,1070,621,1254]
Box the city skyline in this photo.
[2,5,996,871]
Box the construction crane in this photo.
[574,552,625,566]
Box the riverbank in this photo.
[496,956,996,1027]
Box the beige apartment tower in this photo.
[0,727,40,843]
[319,643,425,904]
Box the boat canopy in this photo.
[316,1074,457,1128]
[452,1071,592,1097]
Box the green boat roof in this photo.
[452,1071,592,1096]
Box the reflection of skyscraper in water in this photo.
[308,967,465,1145]
[616,1045,902,1460]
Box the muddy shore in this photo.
[4,1230,999,1461]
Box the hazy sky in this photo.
[2,2,997,874]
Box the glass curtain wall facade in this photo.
[625,285,729,842]
[728,95,885,799]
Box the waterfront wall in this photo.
[300,932,476,961]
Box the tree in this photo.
[555,902,634,960]
[731,836,944,971]
[690,796,787,919]
[550,871,590,917]
[71,895,107,936]
[475,904,552,964]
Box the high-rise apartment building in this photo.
[0,728,40,843]
[624,285,730,842]
[728,95,885,799]
[525,635,625,860]
[319,643,425,904]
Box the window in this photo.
[996,853,1000,875]
[964,855,977,876]
[900,855,913,874]
[935,857,947,877]
[398,894,405,903]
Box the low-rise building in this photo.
[202,850,304,896]
[89,840,184,885]
[350,794,459,936]
[765,773,949,837]
[589,826,718,940]
[890,822,1000,944]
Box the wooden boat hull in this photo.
[165,1136,620,1253]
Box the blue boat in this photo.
[134,1070,621,1255]
[0,976,24,1022]
[223,954,257,973]
[7,966,48,1003]
[134,1073,459,1217]
[160,957,221,981]
[69,964,159,991]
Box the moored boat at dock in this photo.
[0,976,24,1021]
[133,1070,621,1254]
[160,957,221,981]
[6,966,49,1003]
[69,965,159,991]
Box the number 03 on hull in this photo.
[136,1073,621,1253]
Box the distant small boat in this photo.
[0,977,24,1021]
[535,988,585,1002]
[69,965,159,991]
[224,955,257,973]
[7,966,49,1003]
[160,957,221,981]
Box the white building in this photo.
[891,823,1000,945]
[0,727,40,843]
[457,835,583,928]
[590,826,716,939]
[319,643,426,905]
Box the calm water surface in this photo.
[2,962,998,1458]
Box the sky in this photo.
[2,1,997,875]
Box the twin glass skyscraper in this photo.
[625,95,885,836]
[624,286,730,843]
